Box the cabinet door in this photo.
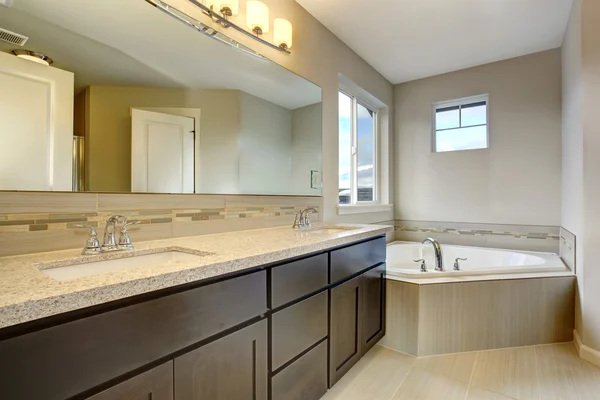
[87,361,173,400]
[361,264,386,355]
[329,275,362,387]
[175,320,268,400]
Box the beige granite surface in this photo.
[0,223,391,329]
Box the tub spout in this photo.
[422,238,444,271]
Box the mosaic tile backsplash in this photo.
[395,220,561,254]
[0,207,302,233]
[0,192,321,257]
[559,227,576,272]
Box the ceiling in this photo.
[0,0,321,109]
[296,0,574,84]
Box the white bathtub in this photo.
[386,241,569,281]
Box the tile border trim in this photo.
[0,206,318,233]
[394,220,559,241]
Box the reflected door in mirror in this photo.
[0,51,73,191]
[131,109,195,194]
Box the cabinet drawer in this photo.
[271,253,328,308]
[272,340,328,400]
[87,361,173,400]
[272,291,328,371]
[330,237,385,283]
[0,270,267,400]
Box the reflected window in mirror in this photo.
[338,90,378,205]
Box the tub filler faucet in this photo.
[422,238,444,271]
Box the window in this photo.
[339,91,378,205]
[433,94,489,152]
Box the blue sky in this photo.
[339,92,375,191]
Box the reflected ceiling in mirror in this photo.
[0,0,322,196]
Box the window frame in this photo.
[431,93,490,153]
[338,89,380,206]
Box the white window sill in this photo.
[337,204,393,215]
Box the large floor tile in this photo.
[535,343,600,400]
[391,368,468,400]
[470,347,539,400]
[321,346,414,400]
[413,351,477,383]
[466,387,516,400]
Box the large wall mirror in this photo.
[0,0,322,196]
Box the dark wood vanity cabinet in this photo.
[329,237,387,386]
[87,362,174,400]
[0,235,386,400]
[361,263,386,355]
[329,274,363,386]
[175,320,268,400]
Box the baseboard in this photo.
[574,329,600,368]
[574,329,582,354]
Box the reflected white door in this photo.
[131,109,195,193]
[0,51,74,191]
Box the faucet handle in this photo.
[122,220,141,229]
[454,257,467,271]
[292,212,302,230]
[414,259,427,273]
[73,224,101,255]
[118,220,141,251]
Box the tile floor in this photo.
[321,343,600,400]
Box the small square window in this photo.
[432,95,489,152]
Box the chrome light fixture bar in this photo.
[145,0,268,60]
[188,0,291,54]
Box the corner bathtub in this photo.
[386,241,570,282]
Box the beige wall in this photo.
[169,0,394,224]
[581,0,600,353]
[394,49,562,226]
[238,92,292,194]
[85,86,241,193]
[291,103,322,195]
[84,87,321,195]
[562,0,600,355]
[561,0,584,347]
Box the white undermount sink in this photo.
[37,250,206,282]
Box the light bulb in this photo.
[274,18,292,50]
[246,1,269,34]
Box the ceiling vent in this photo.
[0,28,28,46]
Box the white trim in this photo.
[338,204,393,215]
[431,93,490,153]
[574,329,600,368]
[339,82,382,206]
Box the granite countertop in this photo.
[0,223,391,329]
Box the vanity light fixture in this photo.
[246,1,269,35]
[146,0,292,54]
[12,49,53,66]
[188,0,291,53]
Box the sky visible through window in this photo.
[339,92,375,202]
[435,102,487,152]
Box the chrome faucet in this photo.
[293,208,318,229]
[422,238,444,271]
[75,216,140,254]
[102,215,127,252]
